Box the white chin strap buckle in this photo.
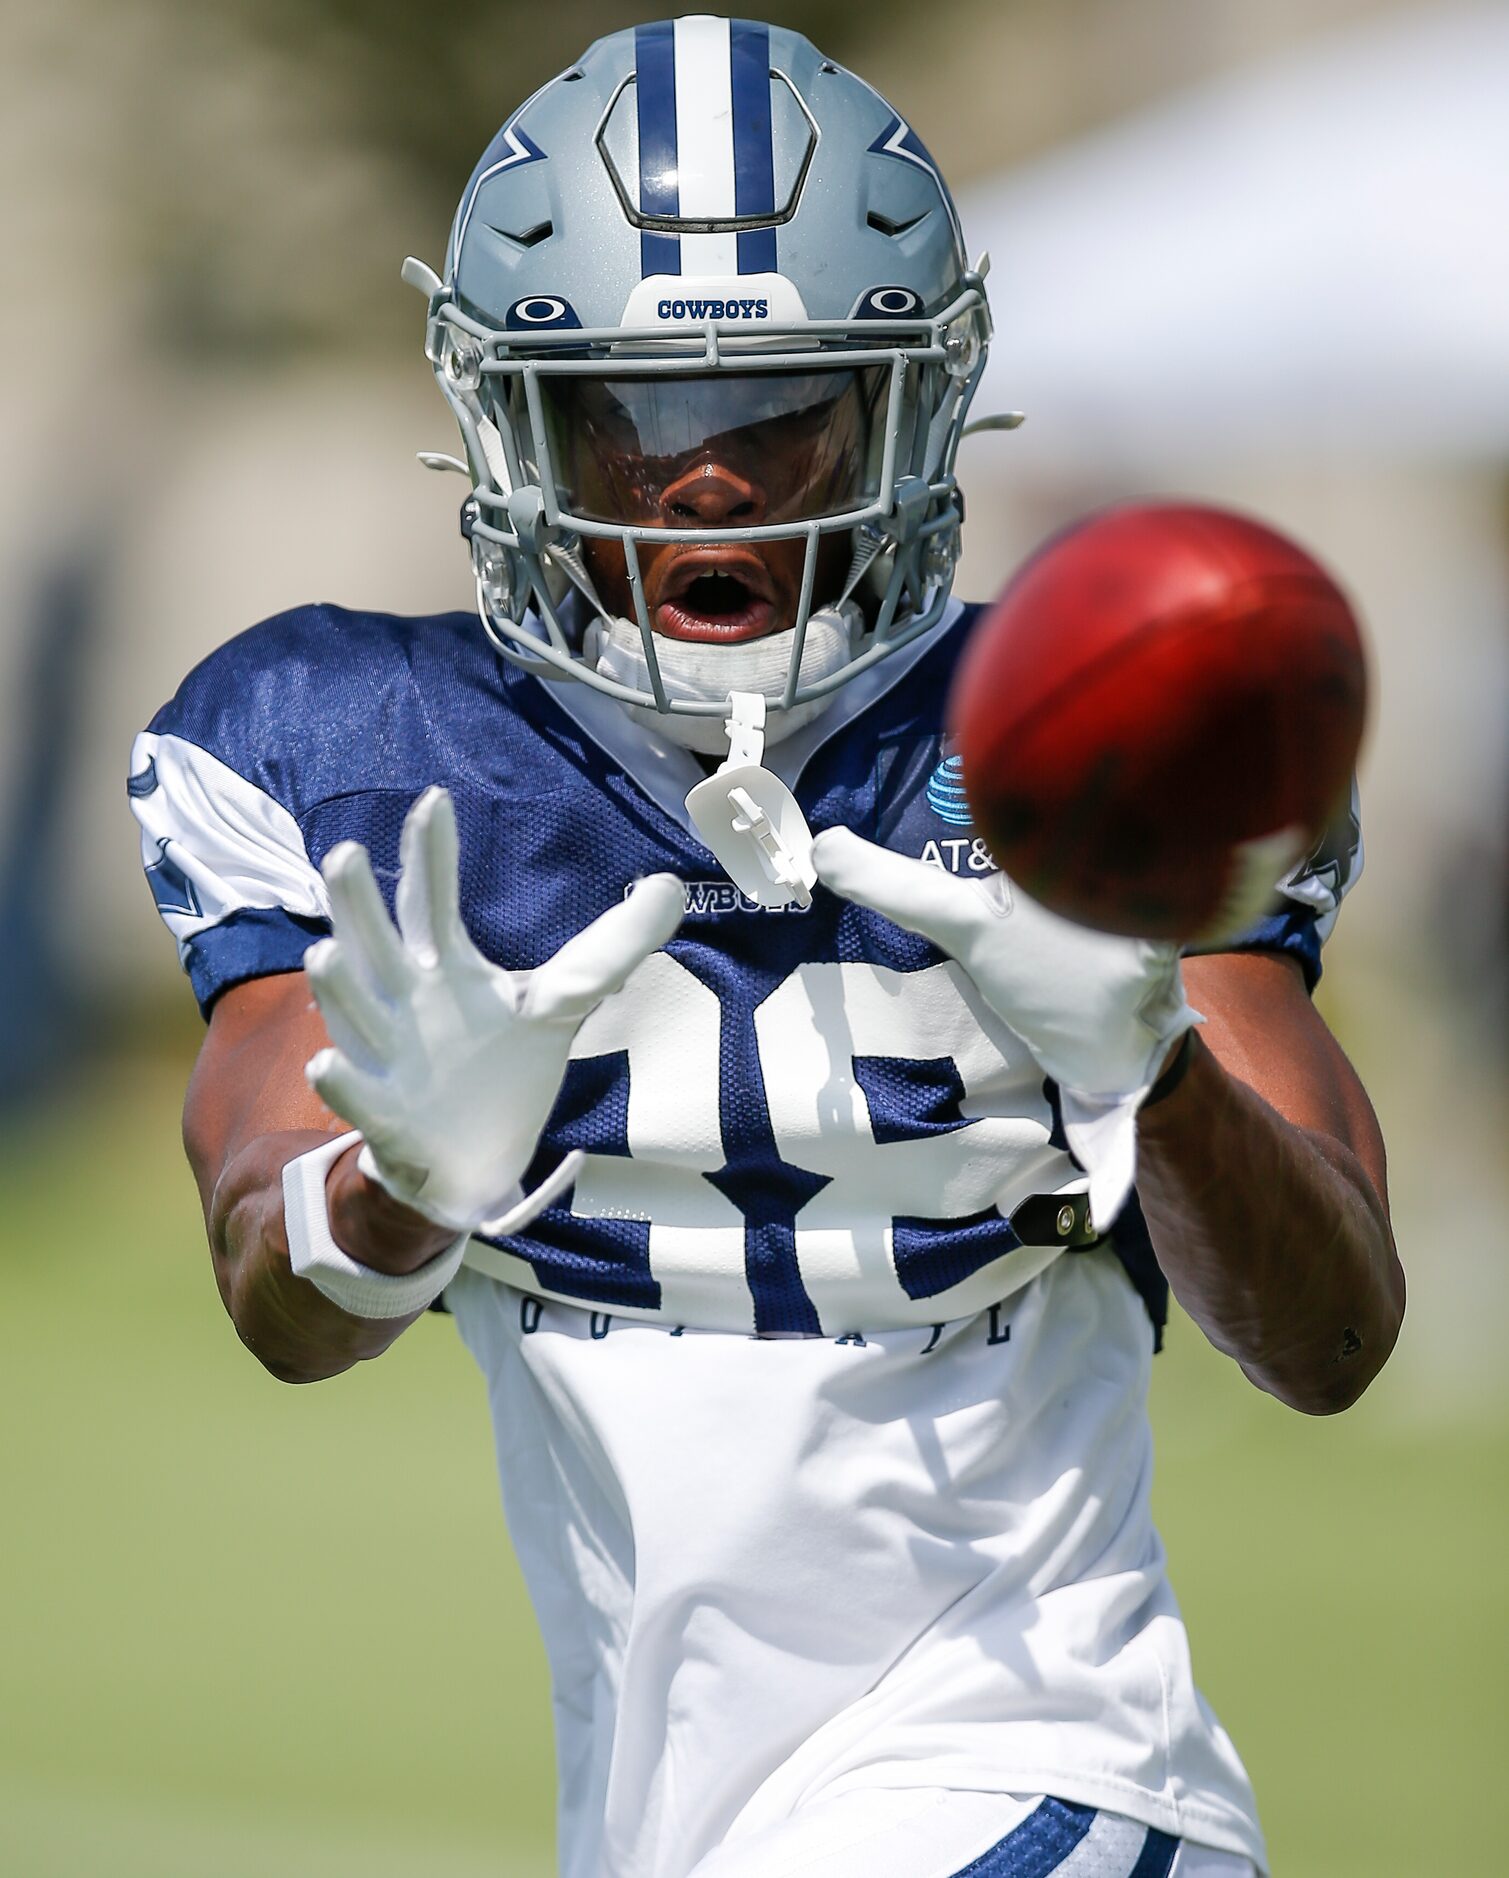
[684,692,817,910]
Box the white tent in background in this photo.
[958,4,1509,463]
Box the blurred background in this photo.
[1,1,1504,1872]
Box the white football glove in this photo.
[811,828,1199,1228]
[305,787,684,1235]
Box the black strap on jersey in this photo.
[1008,1189,1101,1249]
[1011,1183,1169,1349]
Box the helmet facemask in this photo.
[420,287,990,736]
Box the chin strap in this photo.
[684,693,819,910]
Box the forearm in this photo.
[1136,1034,1404,1413]
[208,1129,456,1384]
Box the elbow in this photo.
[1247,1356,1382,1416]
[1276,1366,1379,1418]
[238,1319,359,1386]
[218,1254,364,1385]
[209,1170,372,1385]
[260,1355,349,1386]
[1250,1259,1407,1417]
[259,1353,327,1386]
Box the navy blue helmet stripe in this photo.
[641,231,681,275]
[948,1798,1097,1876]
[735,228,778,272]
[730,20,777,273]
[635,20,681,275]
[1126,1828,1180,1878]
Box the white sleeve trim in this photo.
[282,1132,468,1321]
[129,730,330,960]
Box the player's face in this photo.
[542,368,886,642]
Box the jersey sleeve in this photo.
[130,602,486,1015]
[128,727,332,1016]
[1197,782,1364,989]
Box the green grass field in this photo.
[1,1043,1502,1876]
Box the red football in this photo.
[950,502,1367,940]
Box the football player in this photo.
[130,19,1402,1878]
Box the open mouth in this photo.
[654,557,778,643]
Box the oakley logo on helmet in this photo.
[853,285,925,320]
[505,296,582,329]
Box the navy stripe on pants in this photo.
[947,1798,1182,1877]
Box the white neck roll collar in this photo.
[583,603,862,754]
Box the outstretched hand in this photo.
[811,827,1198,1225]
[305,786,683,1233]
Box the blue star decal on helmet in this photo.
[454,119,549,263]
[867,115,965,252]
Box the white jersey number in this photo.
[554,953,1063,1330]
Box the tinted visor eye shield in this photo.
[526,367,890,527]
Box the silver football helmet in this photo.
[408,15,996,736]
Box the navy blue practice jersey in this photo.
[129,600,1359,1337]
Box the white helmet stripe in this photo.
[673,15,738,274]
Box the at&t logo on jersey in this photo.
[921,835,996,875]
[921,750,995,874]
[926,751,972,825]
